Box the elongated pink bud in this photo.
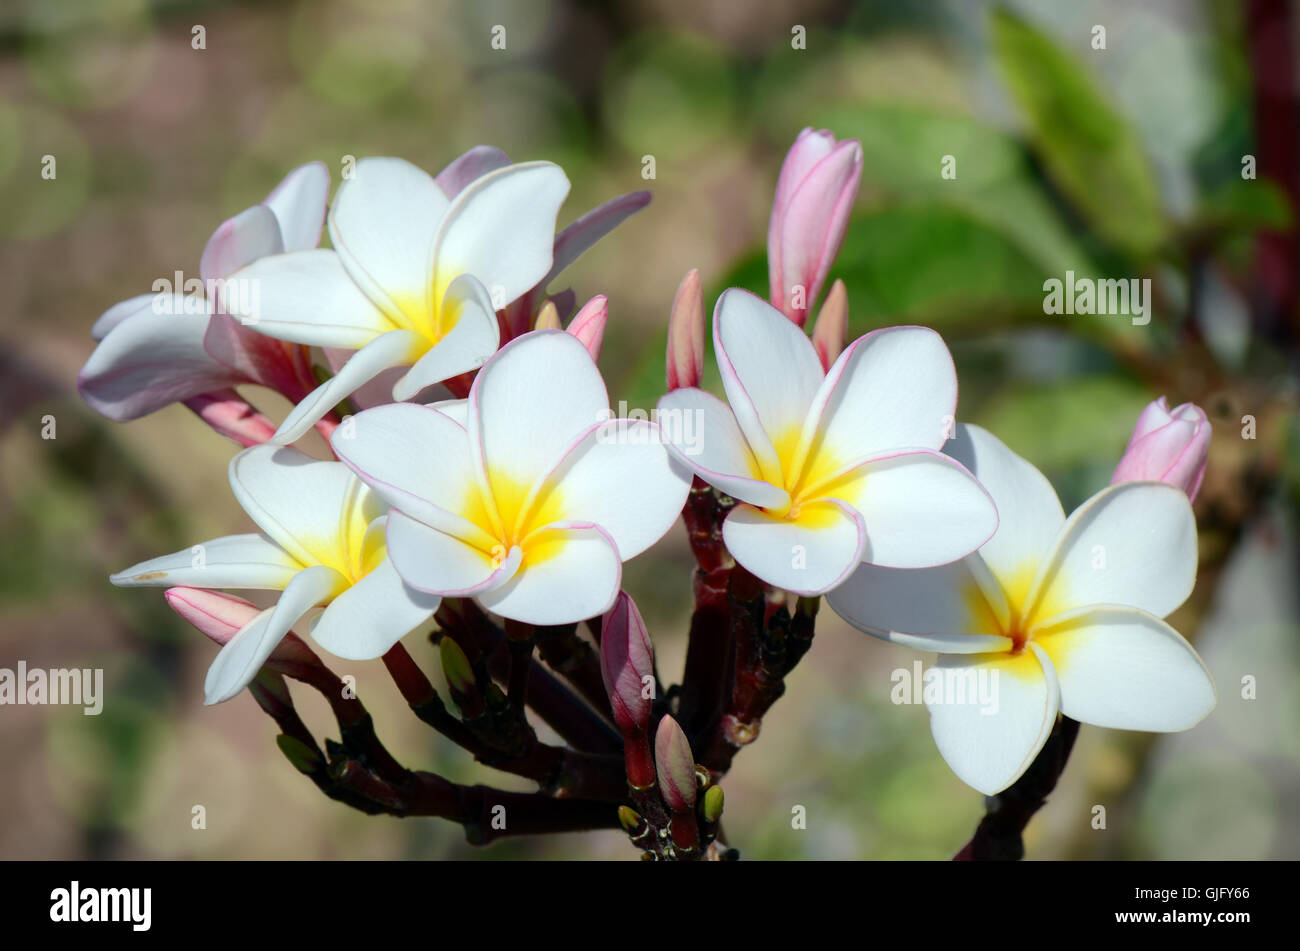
[1111,397,1211,501]
[666,269,705,390]
[567,295,608,360]
[163,587,314,665]
[183,389,277,447]
[600,591,654,734]
[654,715,697,812]
[810,278,848,370]
[768,128,862,327]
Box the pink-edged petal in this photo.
[331,402,496,549]
[391,274,500,401]
[434,145,511,198]
[768,128,836,300]
[264,160,330,252]
[204,564,345,704]
[385,510,521,596]
[308,555,441,660]
[828,450,997,569]
[427,397,468,427]
[272,329,424,445]
[721,499,866,595]
[183,388,277,447]
[544,191,651,286]
[232,249,394,348]
[827,555,1012,650]
[328,157,448,326]
[1027,482,1197,623]
[1033,606,1216,732]
[78,304,240,421]
[533,418,691,560]
[926,643,1060,796]
[109,533,300,590]
[945,423,1064,586]
[228,445,381,571]
[801,326,958,465]
[163,587,321,669]
[200,204,283,283]
[431,162,570,310]
[476,521,622,625]
[713,289,824,482]
[656,387,790,510]
[469,330,609,503]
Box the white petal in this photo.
[469,330,609,502]
[91,293,159,341]
[228,445,380,571]
[271,329,425,445]
[926,644,1060,796]
[110,533,300,589]
[833,450,997,569]
[78,304,237,420]
[331,402,496,549]
[721,499,865,595]
[1033,606,1216,731]
[476,522,621,624]
[390,274,500,401]
[828,555,1012,651]
[434,145,511,198]
[655,387,789,509]
[309,556,440,660]
[945,424,1064,586]
[204,565,345,704]
[428,398,469,427]
[712,289,824,482]
[432,162,570,311]
[264,161,330,252]
[328,157,448,328]
[386,510,521,596]
[535,418,691,560]
[1028,482,1197,623]
[201,204,283,283]
[803,326,958,465]
[232,249,393,348]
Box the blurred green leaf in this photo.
[814,104,1093,277]
[991,9,1166,258]
[1195,177,1293,235]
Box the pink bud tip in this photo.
[165,587,316,665]
[600,591,655,733]
[666,269,705,391]
[1111,397,1211,501]
[654,716,697,812]
[810,279,848,370]
[567,295,608,361]
[768,128,862,327]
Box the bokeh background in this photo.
[2,0,1298,860]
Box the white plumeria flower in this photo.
[657,289,997,594]
[827,423,1217,795]
[232,157,571,444]
[110,446,440,703]
[330,330,692,625]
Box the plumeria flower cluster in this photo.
[82,129,1217,858]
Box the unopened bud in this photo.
[600,591,655,733]
[702,784,725,824]
[666,268,705,390]
[534,300,562,331]
[810,278,848,370]
[654,715,697,812]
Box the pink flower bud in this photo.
[567,295,608,361]
[600,592,654,733]
[182,389,277,448]
[810,278,848,370]
[654,715,697,812]
[666,269,705,391]
[768,128,862,327]
[1111,397,1211,501]
[163,587,314,665]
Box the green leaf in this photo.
[990,9,1166,258]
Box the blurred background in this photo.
[2,0,1298,860]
